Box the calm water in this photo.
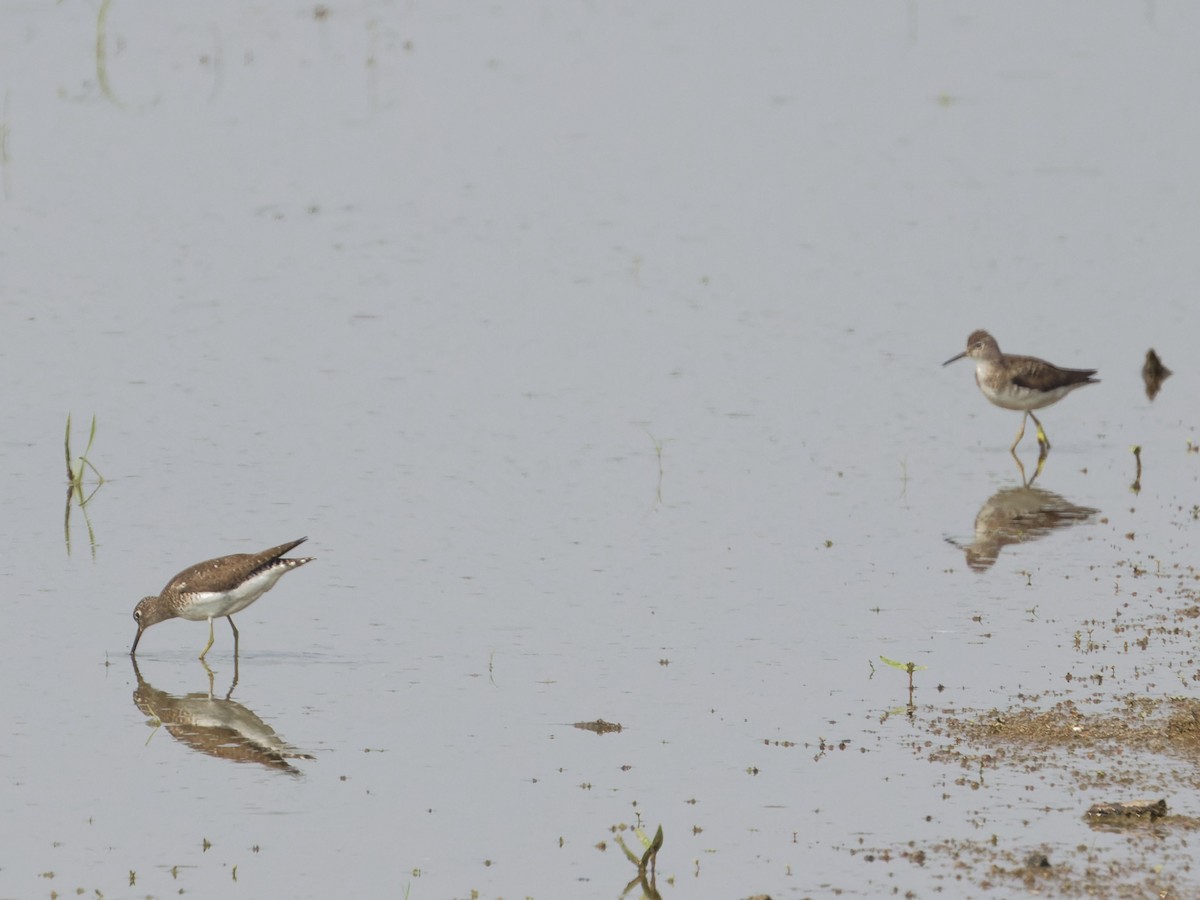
[1,2,1198,897]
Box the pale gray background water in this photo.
[2,2,1198,897]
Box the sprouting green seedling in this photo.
[880,656,927,676]
[880,656,927,715]
[639,824,664,874]
[66,413,105,499]
[615,821,666,897]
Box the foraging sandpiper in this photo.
[943,330,1098,452]
[130,538,314,659]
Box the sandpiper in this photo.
[943,330,1098,452]
[130,538,314,659]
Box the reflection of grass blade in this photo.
[64,486,72,556]
[84,498,98,560]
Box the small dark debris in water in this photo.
[573,718,623,735]
[1024,852,1051,869]
[1142,349,1172,400]
[1085,798,1167,821]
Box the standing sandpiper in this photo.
[130,538,314,659]
[943,330,1098,452]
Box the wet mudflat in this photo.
[857,564,1200,897]
[2,3,1200,898]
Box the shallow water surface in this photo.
[2,2,1199,897]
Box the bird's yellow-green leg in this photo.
[1010,413,1029,453]
[1011,451,1028,485]
[1029,411,1050,450]
[1032,445,1048,481]
[227,617,240,657]
[199,618,216,660]
[1012,442,1048,488]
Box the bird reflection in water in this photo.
[947,485,1098,572]
[131,657,314,775]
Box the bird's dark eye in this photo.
[133,610,141,622]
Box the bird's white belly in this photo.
[975,367,1073,412]
[176,568,291,621]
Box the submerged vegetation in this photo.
[879,655,928,718]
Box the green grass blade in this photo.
[84,414,98,456]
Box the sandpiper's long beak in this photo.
[942,351,967,367]
[131,628,144,656]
